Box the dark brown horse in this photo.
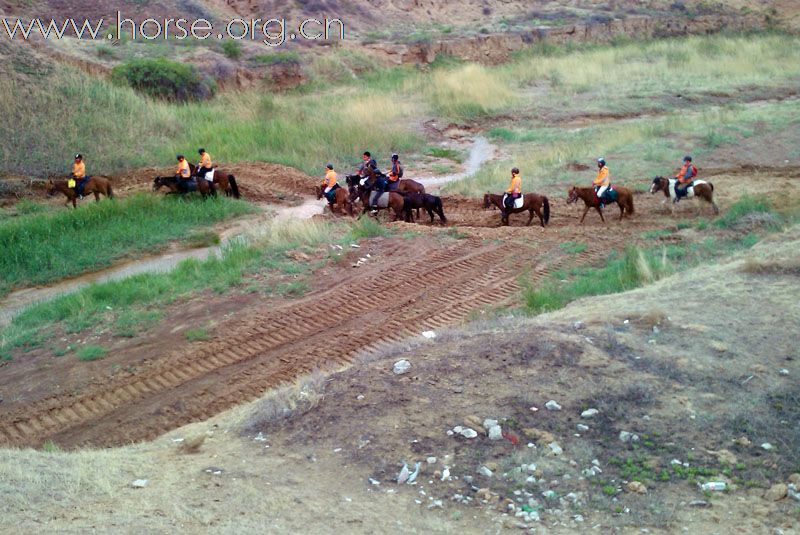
[152,175,216,198]
[190,163,240,199]
[403,193,447,224]
[47,177,114,208]
[650,176,718,215]
[483,192,550,227]
[315,185,353,216]
[396,178,425,219]
[566,186,634,223]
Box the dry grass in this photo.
[424,63,517,119]
[742,255,800,276]
[240,371,327,434]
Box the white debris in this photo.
[131,479,148,489]
[393,359,411,375]
[253,432,267,442]
[548,442,564,455]
[350,243,360,248]
[545,400,562,411]
[426,456,437,464]
[421,331,436,339]
[581,408,599,418]
[619,431,640,443]
[577,424,589,432]
[761,443,775,451]
[779,369,789,376]
[478,466,494,478]
[700,481,726,491]
[369,478,381,486]
[488,425,503,441]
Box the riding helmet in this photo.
[511,167,520,174]
[177,154,184,160]
[326,163,334,169]
[391,154,399,161]
[597,157,606,166]
[683,155,692,162]
[198,148,205,154]
[74,154,83,160]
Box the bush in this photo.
[220,40,242,60]
[110,58,215,102]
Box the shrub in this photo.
[221,40,242,60]
[110,58,215,102]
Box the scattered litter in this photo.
[407,462,421,484]
[577,424,589,432]
[779,369,789,376]
[350,243,360,248]
[529,406,539,413]
[545,400,562,411]
[426,457,437,464]
[333,448,342,453]
[203,467,224,475]
[393,359,411,375]
[253,432,267,442]
[441,467,451,481]
[131,479,148,488]
[619,431,640,443]
[478,466,494,478]
[397,463,410,484]
[700,481,726,492]
[548,442,563,455]
[171,438,185,443]
[761,442,775,451]
[689,500,711,508]
[356,394,365,401]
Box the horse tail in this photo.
[228,175,241,199]
[709,182,714,192]
[543,196,550,225]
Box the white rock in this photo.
[652,326,660,334]
[700,481,726,491]
[426,456,437,464]
[369,478,381,486]
[545,400,562,411]
[577,424,590,432]
[527,463,537,472]
[253,432,267,442]
[459,428,478,439]
[393,359,411,374]
[548,442,563,455]
[427,499,443,509]
[483,418,498,429]
[441,468,450,481]
[421,331,436,339]
[619,431,640,443]
[779,369,789,376]
[488,425,503,441]
[761,443,775,451]
[131,479,148,488]
[478,466,494,478]
[581,408,599,418]
[356,394,365,401]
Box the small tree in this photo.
[221,40,243,60]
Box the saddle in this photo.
[204,168,215,182]
[368,190,390,208]
[325,183,340,202]
[603,187,618,203]
[503,193,524,209]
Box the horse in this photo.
[189,163,240,199]
[396,177,425,219]
[483,192,550,227]
[349,174,405,221]
[46,177,114,208]
[566,186,634,223]
[402,193,447,224]
[650,176,718,215]
[152,175,216,198]
[315,184,353,216]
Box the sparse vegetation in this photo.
[76,345,107,361]
[110,58,215,102]
[184,328,210,342]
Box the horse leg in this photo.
[94,191,100,202]
[427,207,434,224]
[597,207,606,223]
[580,206,590,224]
[537,209,545,228]
[526,208,534,226]
[619,204,624,221]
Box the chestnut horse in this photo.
[47,177,114,208]
[566,186,634,223]
[483,192,550,227]
[315,185,353,216]
[189,163,240,199]
[650,176,718,215]
[152,175,216,198]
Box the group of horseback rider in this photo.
[175,148,214,190]
[319,151,404,212]
[589,154,698,208]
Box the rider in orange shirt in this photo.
[593,158,610,208]
[674,155,697,201]
[504,167,522,212]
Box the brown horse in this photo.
[351,176,405,221]
[190,163,240,199]
[650,176,718,215]
[396,178,425,219]
[567,186,634,223]
[47,177,114,208]
[483,192,550,227]
[315,185,353,216]
[152,175,216,198]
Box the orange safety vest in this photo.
[177,159,191,178]
[675,163,697,183]
[506,173,521,194]
[72,161,85,179]
[593,166,610,188]
[322,169,337,188]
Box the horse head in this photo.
[650,176,666,195]
[314,185,323,200]
[46,179,57,196]
[483,193,492,210]
[566,186,579,204]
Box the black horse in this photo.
[402,193,447,224]
[153,175,216,198]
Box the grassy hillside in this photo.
[2,33,798,180]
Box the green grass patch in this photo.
[0,194,252,295]
[183,230,221,248]
[184,328,210,342]
[714,194,775,229]
[76,345,107,361]
[559,241,587,254]
[523,246,672,314]
[346,217,390,240]
[426,146,463,162]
